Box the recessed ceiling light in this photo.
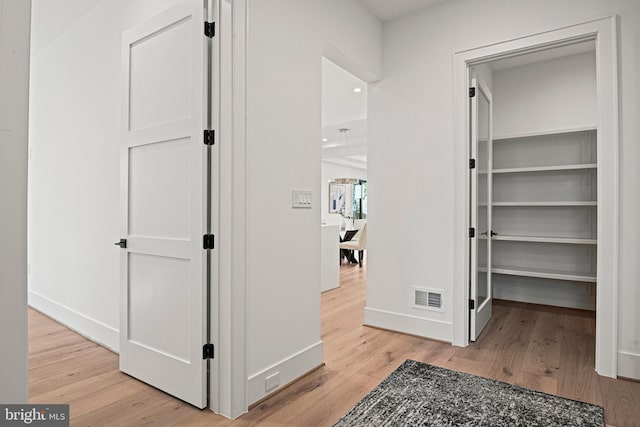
[353,87,362,93]
[322,138,328,142]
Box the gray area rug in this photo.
[334,360,604,426]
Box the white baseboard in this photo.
[617,350,640,380]
[247,341,323,405]
[28,290,119,353]
[364,307,452,343]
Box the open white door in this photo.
[469,78,493,341]
[118,0,210,408]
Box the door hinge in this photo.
[114,238,127,249]
[204,129,215,146]
[204,21,215,38]
[469,299,475,310]
[203,234,215,250]
[469,159,476,169]
[469,87,476,98]
[469,228,475,238]
[203,343,215,359]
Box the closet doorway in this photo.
[454,17,619,378]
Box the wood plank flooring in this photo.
[29,265,640,426]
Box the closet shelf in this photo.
[487,201,597,207]
[478,265,596,283]
[479,163,597,174]
[493,126,597,141]
[479,234,596,244]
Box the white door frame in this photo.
[452,16,619,378]
[213,0,249,418]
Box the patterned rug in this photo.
[334,360,604,426]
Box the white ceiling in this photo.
[322,58,368,167]
[359,0,447,22]
[322,57,367,127]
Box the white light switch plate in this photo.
[292,189,312,208]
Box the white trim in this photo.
[214,0,248,419]
[617,351,640,380]
[453,16,619,378]
[28,290,119,353]
[364,308,452,343]
[247,341,324,405]
[207,0,221,415]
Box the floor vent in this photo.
[413,287,444,312]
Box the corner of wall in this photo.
[28,290,119,352]
[247,341,323,405]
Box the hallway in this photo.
[28,264,640,426]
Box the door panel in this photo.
[128,17,192,131]
[119,0,208,408]
[128,253,191,361]
[128,138,191,238]
[470,78,493,341]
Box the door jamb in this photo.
[211,0,249,418]
[452,16,619,378]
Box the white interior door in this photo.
[470,78,493,341]
[118,0,209,408]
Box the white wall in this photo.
[0,0,30,403]
[493,52,597,137]
[28,0,194,352]
[367,0,640,378]
[321,161,367,227]
[244,0,381,403]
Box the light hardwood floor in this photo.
[29,264,640,426]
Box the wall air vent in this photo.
[413,287,444,312]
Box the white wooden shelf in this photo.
[493,126,597,141]
[479,234,596,245]
[488,201,597,207]
[479,265,596,283]
[474,121,598,310]
[480,163,597,174]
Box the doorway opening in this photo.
[469,41,598,344]
[320,57,368,296]
[454,17,619,378]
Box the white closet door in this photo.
[118,0,208,408]
[470,79,493,341]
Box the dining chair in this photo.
[339,223,367,267]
